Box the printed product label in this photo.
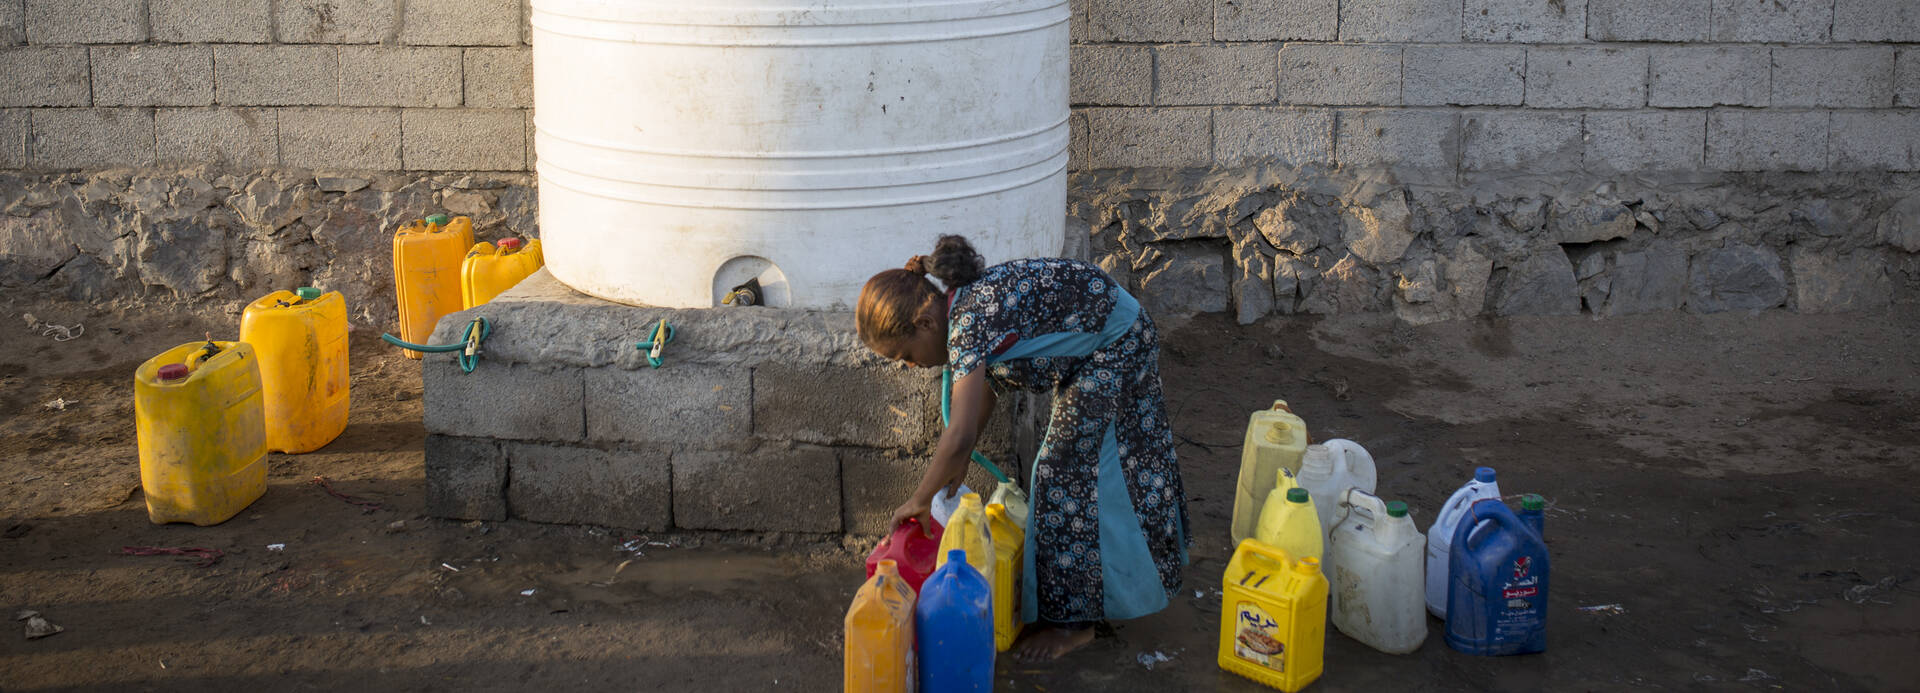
[1495,557,1544,636]
[1233,602,1286,672]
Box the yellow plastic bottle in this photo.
[986,502,1025,652]
[846,559,916,692]
[460,237,544,309]
[239,287,349,453]
[1218,540,1328,692]
[936,492,995,594]
[133,340,268,526]
[1233,400,1310,544]
[1254,486,1324,564]
[393,214,474,359]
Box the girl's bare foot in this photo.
[1011,626,1096,663]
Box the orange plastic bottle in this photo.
[461,237,544,309]
[392,214,473,359]
[846,559,916,692]
[239,287,349,453]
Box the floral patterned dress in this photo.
[947,258,1190,624]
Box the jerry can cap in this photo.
[1386,500,1408,517]
[425,214,450,226]
[1295,556,1322,575]
[157,363,190,382]
[498,238,522,251]
[1521,494,1545,511]
[1475,466,1497,483]
[295,287,322,300]
[1286,487,1309,503]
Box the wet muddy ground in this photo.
[3,298,1917,692]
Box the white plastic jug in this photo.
[931,484,975,527]
[1425,466,1499,618]
[989,481,1029,530]
[1329,489,1427,654]
[1297,439,1377,551]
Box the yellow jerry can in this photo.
[845,559,916,692]
[239,287,350,453]
[1218,540,1328,692]
[935,492,995,594]
[1233,400,1309,544]
[393,214,473,359]
[134,340,269,526]
[986,502,1025,652]
[461,237,544,309]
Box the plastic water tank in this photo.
[530,0,1070,309]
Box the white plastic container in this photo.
[1426,466,1500,618]
[531,0,1069,309]
[1329,490,1427,654]
[1296,439,1376,550]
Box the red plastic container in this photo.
[866,518,946,594]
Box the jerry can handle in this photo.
[1344,488,1386,525]
[1460,498,1518,553]
[1327,439,1377,491]
[1233,539,1296,573]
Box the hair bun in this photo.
[904,255,930,275]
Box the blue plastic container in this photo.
[1445,499,1550,656]
[1518,494,1546,539]
[917,549,995,691]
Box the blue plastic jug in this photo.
[1518,494,1546,539]
[916,549,994,691]
[1445,499,1550,656]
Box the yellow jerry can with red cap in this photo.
[239,287,350,453]
[133,340,268,526]
[461,237,544,309]
[393,215,473,359]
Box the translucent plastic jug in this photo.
[930,484,973,527]
[1297,438,1377,550]
[1218,540,1327,692]
[134,340,268,525]
[393,215,474,359]
[1427,466,1500,618]
[989,481,1029,529]
[461,237,544,309]
[1255,486,1322,564]
[986,502,1025,652]
[867,517,945,595]
[1328,490,1427,654]
[1446,499,1550,656]
[1233,400,1309,544]
[846,559,916,692]
[917,550,994,692]
[936,493,994,593]
[239,287,349,453]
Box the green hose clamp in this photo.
[634,318,676,369]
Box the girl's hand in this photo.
[889,495,935,538]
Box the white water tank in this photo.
[530,0,1069,309]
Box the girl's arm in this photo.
[890,368,995,534]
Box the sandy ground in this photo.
[2,296,1917,692]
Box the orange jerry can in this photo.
[846,559,916,692]
[392,214,473,359]
[239,287,350,453]
[461,237,544,309]
[134,340,268,526]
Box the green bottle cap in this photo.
[425,214,450,226]
[1286,487,1309,503]
[1521,494,1545,511]
[295,287,322,301]
[1386,500,1408,517]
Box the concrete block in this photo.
[424,357,582,441]
[1277,44,1401,106]
[1069,109,1089,170]
[152,0,269,43]
[0,47,87,107]
[1403,45,1524,106]
[672,446,841,532]
[1526,47,1648,109]
[214,45,339,106]
[1,1,20,45]
[1214,0,1336,41]
[156,108,277,167]
[1588,0,1711,40]
[1835,0,1920,41]
[841,449,1001,536]
[1791,248,1892,312]
[403,0,520,46]
[1650,46,1769,108]
[1070,45,1151,107]
[30,108,152,168]
[1585,111,1705,172]
[524,107,535,169]
[0,109,25,167]
[277,0,393,43]
[1084,107,1211,168]
[465,47,532,108]
[1772,48,1895,108]
[1711,0,1833,42]
[1705,109,1828,171]
[1336,109,1460,172]
[424,435,506,521]
[1830,111,1920,170]
[504,441,670,530]
[1900,50,1920,108]
[91,46,214,108]
[25,0,143,43]
[753,363,935,448]
[584,366,751,446]
[1158,44,1276,106]
[1087,0,1209,42]
[1340,0,1461,41]
[280,107,400,169]
[1462,111,1583,173]
[1465,0,1586,42]
[402,108,525,171]
[340,46,461,107]
[1213,107,1332,167]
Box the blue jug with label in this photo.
[1445,499,1550,656]
[917,549,994,691]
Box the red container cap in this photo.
[498,238,522,251]
[157,364,190,382]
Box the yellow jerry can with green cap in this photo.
[134,340,268,526]
[461,237,544,309]
[240,287,350,453]
[393,214,473,359]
